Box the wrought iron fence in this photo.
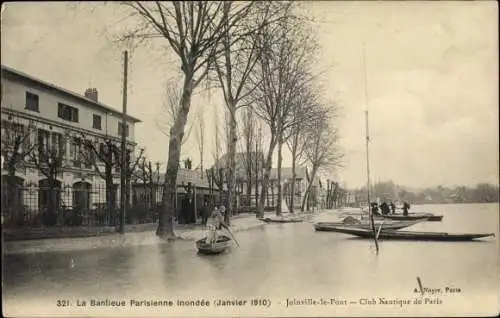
[0,182,318,228]
[1,183,160,228]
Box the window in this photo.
[117,122,129,137]
[37,129,64,161]
[57,103,79,122]
[25,92,39,112]
[93,114,102,130]
[83,140,94,169]
[70,137,82,168]
[37,129,50,156]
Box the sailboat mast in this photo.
[363,43,379,253]
[365,110,371,212]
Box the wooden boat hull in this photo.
[314,220,421,232]
[196,235,232,254]
[380,213,443,222]
[361,209,443,222]
[325,226,495,241]
[259,217,303,223]
[375,214,430,221]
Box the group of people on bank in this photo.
[370,200,411,216]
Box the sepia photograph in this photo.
[1,1,498,317]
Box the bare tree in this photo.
[284,87,325,213]
[301,113,343,211]
[209,1,290,224]
[30,129,66,226]
[240,107,255,203]
[78,134,142,225]
[155,79,194,147]
[114,145,144,209]
[120,1,258,238]
[134,156,162,219]
[211,107,225,206]
[1,117,37,224]
[77,135,120,225]
[249,8,316,217]
[194,108,205,179]
[254,123,264,210]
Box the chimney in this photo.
[84,88,98,102]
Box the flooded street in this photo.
[3,203,499,317]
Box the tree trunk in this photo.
[301,166,317,212]
[255,142,259,211]
[275,135,283,216]
[225,102,237,225]
[332,182,339,208]
[257,137,277,218]
[157,72,194,239]
[326,181,331,209]
[6,160,19,224]
[290,158,296,213]
[105,164,116,226]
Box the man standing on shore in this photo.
[200,201,210,228]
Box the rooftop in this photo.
[1,65,141,123]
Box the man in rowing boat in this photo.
[206,224,219,244]
[213,206,224,230]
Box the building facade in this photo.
[215,152,321,211]
[1,65,141,222]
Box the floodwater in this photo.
[3,203,499,317]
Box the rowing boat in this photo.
[314,219,422,232]
[258,216,303,223]
[196,235,232,254]
[324,226,495,241]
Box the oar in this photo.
[221,222,240,248]
[376,221,385,240]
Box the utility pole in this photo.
[119,50,128,234]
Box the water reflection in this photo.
[2,204,499,313]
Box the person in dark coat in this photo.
[402,201,410,216]
[380,201,390,215]
[370,202,380,216]
[200,201,210,228]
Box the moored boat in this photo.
[258,216,303,223]
[362,209,443,222]
[196,235,232,255]
[323,226,495,241]
[374,214,430,221]
[379,213,442,221]
[314,219,422,232]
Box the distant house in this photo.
[131,168,223,224]
[212,152,321,210]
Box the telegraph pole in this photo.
[119,51,128,234]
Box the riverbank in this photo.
[2,213,268,255]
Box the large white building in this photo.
[1,65,141,219]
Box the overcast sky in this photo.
[1,1,498,189]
